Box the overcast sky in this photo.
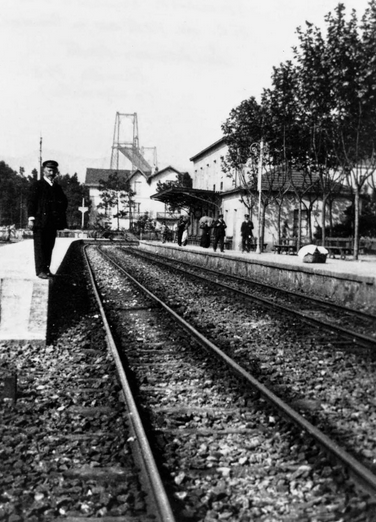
[0,0,371,181]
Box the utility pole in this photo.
[39,136,43,180]
[256,139,264,254]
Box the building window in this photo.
[133,181,141,194]
[293,209,308,237]
[213,184,216,192]
[220,181,223,190]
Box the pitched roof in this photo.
[128,169,149,182]
[189,138,226,162]
[85,168,131,186]
[148,165,181,180]
[262,168,352,195]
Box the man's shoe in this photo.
[37,272,49,279]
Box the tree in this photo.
[294,2,376,257]
[156,172,193,193]
[178,172,193,188]
[221,1,376,257]
[59,173,90,228]
[221,97,265,236]
[221,97,263,171]
[155,172,193,214]
[0,161,30,227]
[97,171,135,230]
[261,62,308,247]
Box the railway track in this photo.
[83,244,376,520]
[95,247,376,476]
[125,246,376,350]
[83,247,176,522]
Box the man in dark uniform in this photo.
[177,215,190,246]
[27,160,68,279]
[212,213,227,253]
[240,214,254,252]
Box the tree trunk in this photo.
[307,205,313,242]
[321,194,328,246]
[261,202,267,248]
[328,199,333,235]
[354,187,360,260]
[297,202,302,251]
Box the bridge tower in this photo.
[110,112,156,174]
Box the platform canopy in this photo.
[151,187,221,214]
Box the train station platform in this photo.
[139,240,376,312]
[0,238,76,344]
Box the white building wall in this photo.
[192,143,236,192]
[147,168,181,219]
[130,171,153,216]
[221,194,246,250]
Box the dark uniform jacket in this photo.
[28,178,68,230]
[212,217,227,238]
[241,220,254,237]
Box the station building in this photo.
[152,138,353,251]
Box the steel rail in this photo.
[98,246,376,500]
[125,247,376,350]
[83,245,176,522]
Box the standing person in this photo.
[240,214,254,252]
[177,215,186,246]
[161,221,169,243]
[172,222,178,243]
[199,220,211,248]
[27,160,68,279]
[181,215,191,246]
[281,220,290,244]
[212,213,227,253]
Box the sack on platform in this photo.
[303,248,327,264]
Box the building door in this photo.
[293,209,308,239]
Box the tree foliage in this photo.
[221,0,376,254]
[59,173,91,228]
[97,171,135,229]
[156,171,193,193]
[0,162,30,227]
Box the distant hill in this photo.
[2,150,111,183]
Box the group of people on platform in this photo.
[202,214,228,253]
[162,212,255,254]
